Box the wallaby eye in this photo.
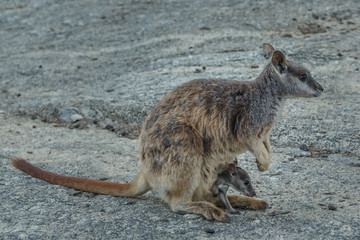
[298,73,307,81]
[244,180,249,186]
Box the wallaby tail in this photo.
[10,158,151,198]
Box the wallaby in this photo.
[212,161,255,214]
[11,43,323,222]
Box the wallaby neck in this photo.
[254,63,287,99]
[217,171,231,183]
[236,64,286,133]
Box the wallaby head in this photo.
[219,163,256,197]
[263,43,324,98]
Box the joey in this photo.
[212,161,255,214]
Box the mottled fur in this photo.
[11,44,323,222]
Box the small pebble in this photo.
[282,33,293,38]
[299,144,310,151]
[73,191,82,197]
[105,124,115,131]
[328,205,337,211]
[204,228,215,234]
[70,114,83,122]
[120,131,128,136]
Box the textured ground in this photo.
[1,0,359,239]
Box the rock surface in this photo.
[1,0,359,239]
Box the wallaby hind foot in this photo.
[228,195,268,210]
[175,201,230,223]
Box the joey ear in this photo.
[228,163,236,174]
[263,43,275,59]
[271,50,287,74]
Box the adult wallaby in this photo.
[11,43,323,222]
[212,160,256,214]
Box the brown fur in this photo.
[11,43,323,222]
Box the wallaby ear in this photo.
[271,50,287,74]
[263,43,275,59]
[228,163,236,175]
[233,158,238,165]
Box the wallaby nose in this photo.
[318,84,324,92]
[247,191,256,197]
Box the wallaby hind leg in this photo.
[165,177,230,222]
[161,161,229,222]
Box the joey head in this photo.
[212,161,256,214]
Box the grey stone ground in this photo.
[0,0,359,239]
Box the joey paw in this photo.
[175,211,188,215]
[228,210,241,215]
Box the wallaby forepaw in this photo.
[256,162,269,172]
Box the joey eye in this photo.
[298,73,307,81]
[244,180,249,186]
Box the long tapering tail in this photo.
[10,158,151,197]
